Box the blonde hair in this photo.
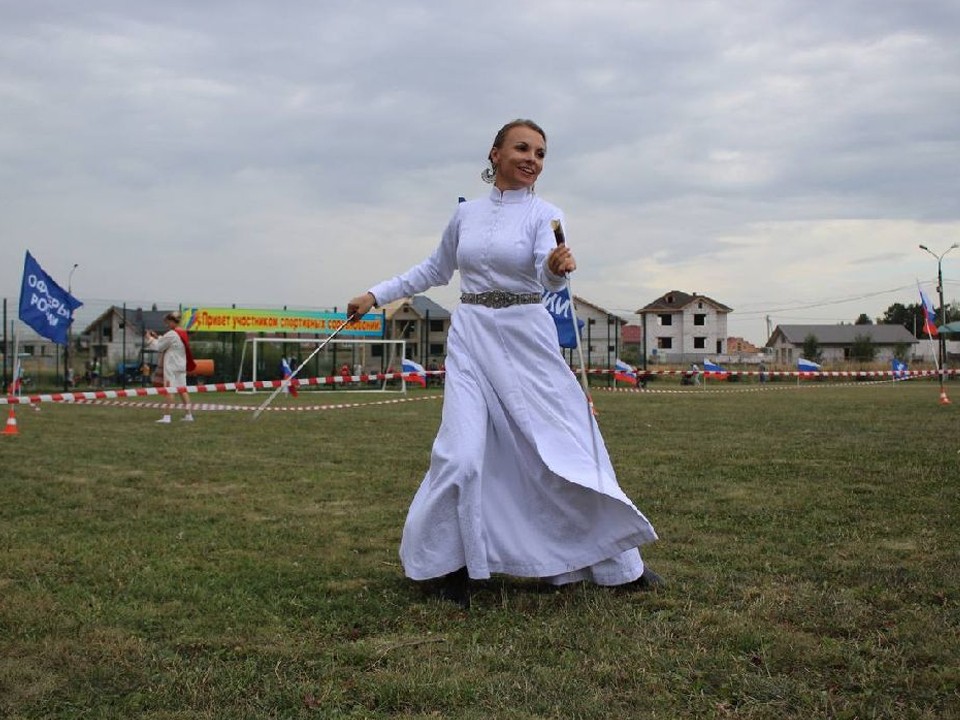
[482,119,547,183]
[164,311,182,325]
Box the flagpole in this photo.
[551,220,596,416]
[251,317,353,420]
[551,219,603,489]
[918,279,947,400]
[10,331,20,396]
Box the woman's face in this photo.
[490,125,546,191]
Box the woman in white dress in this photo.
[145,311,195,423]
[347,119,659,608]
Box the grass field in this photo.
[1,381,958,719]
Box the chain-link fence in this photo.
[1,296,408,393]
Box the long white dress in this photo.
[146,329,187,388]
[369,187,658,586]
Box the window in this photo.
[659,314,672,326]
[694,314,706,326]
[694,337,706,349]
[429,320,444,332]
[429,343,444,356]
[658,337,673,350]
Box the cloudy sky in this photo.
[3,0,958,344]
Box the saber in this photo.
[251,317,354,420]
[551,219,597,416]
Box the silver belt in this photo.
[460,290,542,309]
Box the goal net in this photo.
[235,337,410,393]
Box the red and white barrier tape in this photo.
[0,371,442,406]
[3,367,952,406]
[587,368,958,379]
[72,393,443,412]
[598,379,897,395]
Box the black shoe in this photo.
[619,567,664,592]
[432,567,471,610]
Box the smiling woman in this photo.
[344,118,661,608]
[481,119,547,190]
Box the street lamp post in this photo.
[918,243,958,381]
[64,263,79,392]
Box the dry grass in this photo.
[1,380,958,718]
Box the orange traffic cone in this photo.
[2,407,19,436]
[939,388,952,405]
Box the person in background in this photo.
[346,119,659,609]
[145,311,196,423]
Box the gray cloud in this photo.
[2,0,958,341]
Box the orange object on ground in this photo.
[2,407,19,436]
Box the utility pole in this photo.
[64,263,78,391]
[919,243,958,378]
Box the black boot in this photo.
[618,567,664,592]
[434,566,471,609]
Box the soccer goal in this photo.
[235,336,409,393]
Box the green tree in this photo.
[854,313,873,325]
[850,333,877,363]
[882,302,923,338]
[882,300,960,338]
[802,334,822,364]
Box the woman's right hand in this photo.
[346,292,377,321]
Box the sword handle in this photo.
[551,219,566,246]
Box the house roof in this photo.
[81,306,172,335]
[767,324,918,347]
[573,295,625,321]
[637,290,732,314]
[381,295,451,320]
[622,325,642,343]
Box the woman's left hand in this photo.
[548,246,576,276]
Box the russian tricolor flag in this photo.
[797,357,821,373]
[919,286,939,337]
[614,358,637,384]
[402,358,427,387]
[703,359,726,376]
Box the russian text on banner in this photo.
[18,251,83,345]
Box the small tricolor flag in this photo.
[703,359,727,376]
[614,358,637,384]
[919,285,939,337]
[401,358,427,387]
[797,357,821,373]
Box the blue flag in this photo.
[891,358,908,379]
[18,251,83,345]
[542,287,584,348]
